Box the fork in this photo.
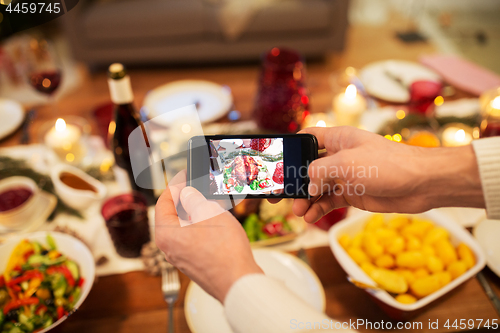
[162,263,181,333]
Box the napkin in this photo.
[420,55,500,96]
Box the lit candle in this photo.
[333,84,367,127]
[44,118,82,162]
[441,124,473,147]
[488,96,500,117]
[302,112,335,128]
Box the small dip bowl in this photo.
[51,164,107,211]
[0,176,40,229]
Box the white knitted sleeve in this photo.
[472,137,500,219]
[224,274,357,333]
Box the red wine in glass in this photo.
[30,70,61,95]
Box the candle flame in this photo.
[181,123,191,133]
[491,96,500,109]
[316,120,327,127]
[455,129,466,142]
[345,84,357,100]
[55,118,66,132]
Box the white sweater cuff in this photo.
[472,137,500,220]
[224,274,349,333]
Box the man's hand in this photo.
[155,170,263,303]
[291,126,484,223]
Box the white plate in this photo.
[0,231,95,333]
[143,80,233,127]
[473,219,500,277]
[0,98,24,140]
[184,249,326,333]
[359,60,441,103]
[329,210,486,313]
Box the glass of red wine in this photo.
[101,192,151,258]
[26,38,62,99]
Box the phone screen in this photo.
[188,134,317,199]
[209,138,285,195]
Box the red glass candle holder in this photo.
[481,119,500,137]
[408,80,442,115]
[314,207,348,231]
[254,47,309,133]
[101,192,151,258]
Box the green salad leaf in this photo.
[249,180,259,191]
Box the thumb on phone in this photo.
[180,186,226,225]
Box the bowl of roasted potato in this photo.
[329,210,485,319]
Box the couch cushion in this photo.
[82,0,206,43]
[203,0,333,36]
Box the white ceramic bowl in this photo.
[328,210,486,320]
[0,176,40,228]
[51,164,107,211]
[0,231,95,332]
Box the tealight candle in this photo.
[44,118,83,162]
[302,112,335,129]
[333,84,367,127]
[441,124,473,147]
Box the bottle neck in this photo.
[108,75,134,105]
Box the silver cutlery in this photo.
[476,271,500,316]
[162,263,181,333]
[20,109,36,144]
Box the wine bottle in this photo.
[107,63,155,205]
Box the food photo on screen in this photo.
[208,138,284,195]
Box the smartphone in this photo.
[187,134,318,199]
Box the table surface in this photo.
[1,13,500,333]
[62,248,500,333]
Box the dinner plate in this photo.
[184,249,326,333]
[473,219,500,277]
[0,98,24,140]
[143,80,233,127]
[359,60,441,103]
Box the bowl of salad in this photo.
[0,232,95,333]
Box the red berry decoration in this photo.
[273,162,284,184]
[250,139,271,152]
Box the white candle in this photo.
[442,125,473,147]
[333,84,367,127]
[45,118,82,150]
[302,112,335,128]
[488,96,500,117]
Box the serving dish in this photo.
[328,210,485,320]
[0,177,40,229]
[0,232,95,332]
[50,164,107,211]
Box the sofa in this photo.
[63,0,349,66]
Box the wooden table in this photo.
[59,248,500,333]
[1,13,499,332]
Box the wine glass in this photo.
[26,38,62,99]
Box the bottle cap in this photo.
[108,63,126,80]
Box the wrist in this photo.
[216,262,264,303]
[418,145,485,210]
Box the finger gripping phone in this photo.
[187,134,318,199]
